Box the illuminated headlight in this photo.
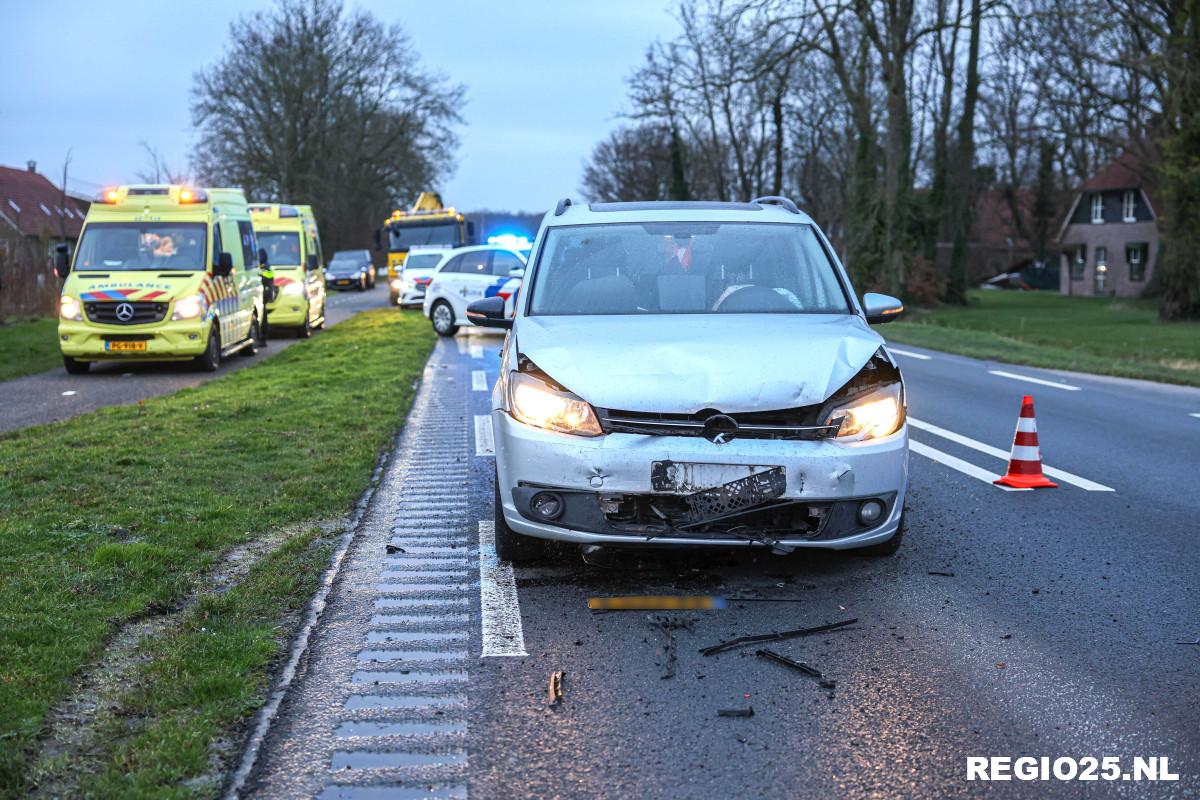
[509,371,602,437]
[59,295,82,321]
[171,293,205,321]
[281,282,305,296]
[824,382,904,442]
[391,279,403,291]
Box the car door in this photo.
[305,230,325,322]
[212,222,237,345]
[237,219,263,333]
[445,249,493,319]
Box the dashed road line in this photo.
[469,344,483,359]
[472,370,488,391]
[909,440,1031,492]
[988,369,1081,391]
[908,417,1114,491]
[887,347,931,360]
[478,520,528,657]
[474,414,495,455]
[1190,413,1200,419]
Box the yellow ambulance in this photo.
[56,185,265,374]
[248,203,327,336]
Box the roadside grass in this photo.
[0,309,434,796]
[0,317,59,381]
[885,290,1200,386]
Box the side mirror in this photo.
[258,248,268,268]
[54,243,71,279]
[509,268,525,279]
[214,251,234,277]
[306,253,318,271]
[373,229,382,251]
[862,292,904,324]
[466,296,512,330]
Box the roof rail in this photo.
[554,197,573,216]
[750,195,800,214]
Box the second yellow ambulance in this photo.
[249,203,327,336]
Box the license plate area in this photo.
[651,461,782,494]
[105,340,147,352]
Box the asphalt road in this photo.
[239,331,1200,799]
[0,285,389,433]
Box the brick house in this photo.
[1057,153,1157,297]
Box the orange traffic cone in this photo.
[994,395,1058,489]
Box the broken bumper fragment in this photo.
[493,409,908,550]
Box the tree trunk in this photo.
[945,0,983,305]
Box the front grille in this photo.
[596,405,838,440]
[85,301,169,325]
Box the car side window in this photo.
[221,221,244,268]
[237,220,257,269]
[491,250,523,276]
[440,254,467,273]
[213,224,223,268]
[455,251,490,275]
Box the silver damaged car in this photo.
[467,197,909,561]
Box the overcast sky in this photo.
[0,0,678,212]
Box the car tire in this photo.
[431,300,459,337]
[857,512,905,557]
[195,323,221,371]
[494,467,545,562]
[238,317,261,356]
[62,356,90,375]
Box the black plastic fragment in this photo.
[717,707,754,718]
[700,618,858,656]
[756,648,822,677]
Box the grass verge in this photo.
[0,309,435,796]
[0,317,59,381]
[885,290,1200,386]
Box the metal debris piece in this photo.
[700,618,858,656]
[717,707,755,718]
[548,670,565,707]
[819,679,837,689]
[385,544,405,554]
[928,571,955,577]
[755,649,822,678]
[1176,635,1200,645]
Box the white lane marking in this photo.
[61,390,77,396]
[888,347,931,360]
[470,344,483,359]
[909,440,1031,492]
[472,370,488,391]
[456,337,467,354]
[1190,413,1200,419]
[908,417,1115,492]
[478,521,528,657]
[473,414,495,456]
[988,370,1081,391]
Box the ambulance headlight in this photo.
[282,282,305,296]
[391,279,403,291]
[171,293,204,320]
[59,295,82,321]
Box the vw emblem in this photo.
[115,302,135,322]
[702,413,739,444]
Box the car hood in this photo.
[65,270,207,304]
[515,314,884,413]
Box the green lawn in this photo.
[0,309,434,797]
[0,317,59,381]
[885,291,1200,386]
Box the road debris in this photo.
[928,571,955,577]
[589,595,726,611]
[1176,635,1200,645]
[717,707,754,718]
[755,648,821,677]
[649,616,694,679]
[385,544,405,554]
[700,618,858,656]
[548,670,565,708]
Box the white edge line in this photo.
[472,370,488,391]
[470,345,484,359]
[478,520,528,657]
[887,347,931,360]
[988,369,1081,391]
[1189,413,1200,419]
[910,439,1030,491]
[908,417,1114,492]
[474,414,495,456]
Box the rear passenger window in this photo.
[237,220,257,269]
[454,251,490,275]
[213,224,223,267]
[491,251,524,276]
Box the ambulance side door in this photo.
[305,230,325,322]
[237,219,262,333]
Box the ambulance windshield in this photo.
[75,222,208,271]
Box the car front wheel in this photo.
[430,300,459,337]
[63,356,90,375]
[195,323,221,371]
[494,468,546,562]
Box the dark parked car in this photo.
[329,249,376,289]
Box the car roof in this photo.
[541,199,816,227]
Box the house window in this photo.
[1095,246,1107,266]
[1127,243,1148,281]
[1071,246,1086,280]
[1091,194,1104,223]
[1123,190,1137,222]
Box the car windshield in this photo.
[258,231,302,266]
[528,222,850,316]
[388,222,458,249]
[404,253,444,271]
[327,259,358,272]
[74,222,207,271]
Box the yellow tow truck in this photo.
[377,192,474,305]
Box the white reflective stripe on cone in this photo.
[1010,445,1041,462]
[1016,417,1037,433]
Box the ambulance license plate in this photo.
[106,341,147,352]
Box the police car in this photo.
[421,245,525,336]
